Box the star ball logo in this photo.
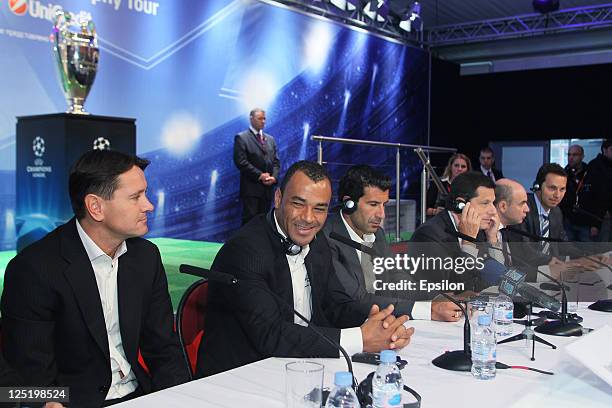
[32,136,45,157]
[93,137,111,150]
[9,0,27,16]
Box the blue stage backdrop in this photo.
[0,0,429,248]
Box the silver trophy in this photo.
[52,10,99,115]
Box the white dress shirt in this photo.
[481,165,496,181]
[76,221,138,400]
[341,211,431,319]
[273,213,363,356]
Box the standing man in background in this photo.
[233,108,281,225]
[583,139,612,242]
[479,146,503,182]
[559,144,592,242]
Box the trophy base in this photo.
[66,106,90,115]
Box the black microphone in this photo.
[445,228,568,289]
[179,264,357,389]
[431,293,472,372]
[329,231,379,258]
[498,268,561,312]
[506,226,612,311]
[179,264,238,285]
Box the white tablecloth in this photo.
[116,304,612,407]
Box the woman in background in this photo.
[426,153,472,216]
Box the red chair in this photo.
[176,279,208,378]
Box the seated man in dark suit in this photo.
[516,164,602,278]
[323,165,461,322]
[1,150,190,408]
[410,172,505,295]
[196,161,415,377]
[493,178,575,282]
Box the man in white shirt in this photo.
[323,165,462,322]
[196,161,415,378]
[1,150,189,407]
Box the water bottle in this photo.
[372,350,402,408]
[493,293,514,337]
[325,371,360,408]
[471,314,496,380]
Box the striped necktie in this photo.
[541,214,550,255]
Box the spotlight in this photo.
[399,1,423,32]
[363,1,389,22]
[533,0,560,14]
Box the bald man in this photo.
[494,179,586,281]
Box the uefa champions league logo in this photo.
[93,137,111,150]
[32,136,45,157]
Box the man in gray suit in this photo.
[233,108,281,225]
[323,165,461,322]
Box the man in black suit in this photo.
[518,163,600,279]
[323,165,461,322]
[196,161,415,377]
[479,146,503,182]
[233,108,281,225]
[1,150,189,407]
[409,172,504,294]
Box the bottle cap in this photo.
[380,350,397,363]
[334,371,353,387]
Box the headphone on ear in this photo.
[266,210,302,256]
[342,197,357,215]
[447,196,467,214]
[531,167,545,192]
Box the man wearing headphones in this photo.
[409,172,504,294]
[323,165,462,322]
[518,163,601,279]
[196,161,414,377]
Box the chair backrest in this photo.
[176,279,208,378]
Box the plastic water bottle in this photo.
[471,315,496,380]
[493,293,514,337]
[325,371,360,408]
[372,350,403,408]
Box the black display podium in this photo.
[15,113,136,252]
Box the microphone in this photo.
[445,228,568,289]
[329,232,379,258]
[179,264,238,285]
[179,264,357,389]
[431,293,472,372]
[506,227,612,312]
[498,268,560,312]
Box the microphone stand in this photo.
[431,293,472,372]
[507,226,612,313]
[179,265,357,390]
[497,302,556,360]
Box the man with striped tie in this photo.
[523,164,568,259]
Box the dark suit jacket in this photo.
[0,220,189,407]
[322,212,415,316]
[233,129,280,198]
[481,167,504,180]
[409,211,487,294]
[195,214,368,378]
[521,194,568,261]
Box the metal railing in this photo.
[312,135,456,241]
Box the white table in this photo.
[116,304,612,407]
